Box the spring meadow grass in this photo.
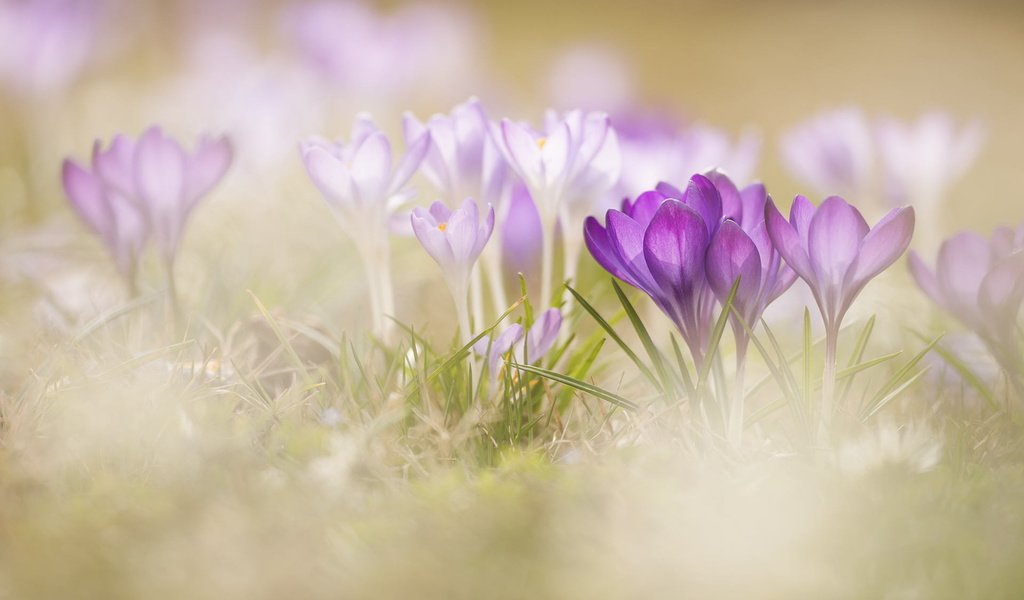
[2,1,1024,599]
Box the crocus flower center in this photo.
[536,137,547,150]
[438,222,448,232]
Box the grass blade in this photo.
[512,363,638,411]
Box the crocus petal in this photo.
[706,220,762,314]
[807,196,869,289]
[705,169,742,223]
[350,132,392,203]
[908,251,943,308]
[936,231,991,314]
[390,130,431,195]
[444,198,480,264]
[624,190,665,228]
[475,203,495,257]
[184,135,232,208]
[303,146,353,206]
[607,209,660,293]
[411,208,454,266]
[765,197,813,281]
[584,214,634,286]
[524,308,562,363]
[642,199,708,301]
[978,251,1024,320]
[486,324,525,377]
[681,174,723,238]
[134,127,187,255]
[62,159,113,239]
[501,119,542,188]
[92,134,136,196]
[655,181,683,199]
[847,206,915,289]
[503,185,543,280]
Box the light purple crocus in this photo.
[403,98,507,207]
[909,226,1024,386]
[496,109,619,306]
[474,308,562,380]
[0,0,100,95]
[411,198,495,344]
[780,107,874,200]
[765,194,914,421]
[61,127,232,290]
[584,174,725,367]
[301,115,430,339]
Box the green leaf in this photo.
[611,280,677,396]
[699,277,739,385]
[511,363,638,411]
[915,332,998,413]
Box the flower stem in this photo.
[821,324,839,438]
[728,339,749,447]
[378,238,395,343]
[539,202,558,310]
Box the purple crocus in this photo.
[780,107,874,200]
[908,226,1024,388]
[301,114,430,340]
[584,174,725,367]
[61,127,232,291]
[474,308,562,380]
[411,198,495,344]
[496,109,619,306]
[765,194,914,421]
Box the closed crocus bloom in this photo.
[61,127,232,291]
[909,227,1024,381]
[474,308,562,380]
[766,194,914,425]
[780,107,874,200]
[134,127,233,261]
[403,98,507,207]
[501,183,543,285]
[584,174,724,366]
[411,198,495,344]
[301,114,430,231]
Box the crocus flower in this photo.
[0,0,100,95]
[766,194,914,422]
[474,308,562,380]
[496,109,620,306]
[705,181,797,358]
[780,107,874,200]
[411,198,495,343]
[501,183,543,288]
[584,174,725,367]
[615,114,760,199]
[876,112,985,251]
[301,115,430,339]
[908,226,1024,384]
[61,127,232,289]
[875,112,984,207]
[403,98,507,208]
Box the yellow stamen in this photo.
[438,222,447,232]
[536,137,547,150]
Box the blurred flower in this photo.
[616,115,760,199]
[909,226,1024,379]
[301,114,430,233]
[836,420,942,476]
[584,174,725,366]
[411,198,495,343]
[0,0,100,95]
[501,183,543,285]
[403,98,507,207]
[546,42,635,113]
[284,0,480,102]
[301,114,430,340]
[61,127,233,284]
[765,196,914,335]
[780,107,874,199]
[474,308,562,380]
[875,112,984,207]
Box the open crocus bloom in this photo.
[765,195,915,332]
[909,226,1024,364]
[301,114,431,236]
[780,107,874,200]
[61,126,233,277]
[584,174,725,366]
[410,198,495,293]
[474,308,562,380]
